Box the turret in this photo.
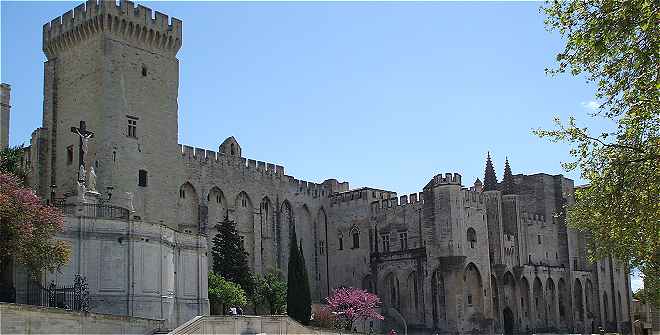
[483,152,498,191]
[42,0,182,60]
[0,83,9,149]
[501,157,516,195]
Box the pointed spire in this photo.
[502,156,516,195]
[483,152,498,191]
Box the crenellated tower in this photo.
[41,0,182,224]
[0,84,10,149]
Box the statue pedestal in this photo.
[83,191,101,204]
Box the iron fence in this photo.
[25,274,90,312]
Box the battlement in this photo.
[179,144,284,174]
[284,176,332,198]
[462,189,485,206]
[43,0,182,59]
[430,172,462,186]
[371,191,425,213]
[178,144,335,199]
[521,212,546,225]
[329,187,397,208]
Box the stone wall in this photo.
[0,303,164,334]
[13,206,209,330]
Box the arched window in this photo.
[338,232,344,250]
[467,228,477,249]
[351,227,360,249]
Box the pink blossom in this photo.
[326,287,384,325]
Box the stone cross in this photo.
[70,121,94,182]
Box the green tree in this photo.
[0,145,28,183]
[208,272,247,315]
[537,0,659,306]
[252,269,287,315]
[211,211,254,296]
[299,242,312,324]
[286,227,310,324]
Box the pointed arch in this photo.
[207,186,227,227]
[464,263,484,316]
[432,270,447,327]
[279,200,294,271]
[176,182,199,233]
[316,207,329,298]
[574,278,584,321]
[407,271,420,314]
[520,276,531,319]
[585,279,594,318]
[558,278,568,323]
[502,271,518,331]
[545,277,557,327]
[491,274,500,321]
[533,277,545,326]
[260,197,275,270]
[383,272,399,309]
[234,191,255,269]
[603,291,610,322]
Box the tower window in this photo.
[338,232,344,250]
[319,241,325,255]
[352,229,360,249]
[141,66,147,77]
[66,145,74,165]
[399,231,408,250]
[537,235,542,244]
[467,228,477,249]
[179,189,186,198]
[138,170,148,187]
[381,234,390,252]
[127,116,138,138]
[467,295,473,306]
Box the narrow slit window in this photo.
[138,170,148,187]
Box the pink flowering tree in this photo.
[0,173,69,274]
[326,287,384,331]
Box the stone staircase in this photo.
[167,315,339,335]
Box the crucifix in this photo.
[70,121,95,182]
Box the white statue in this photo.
[77,181,86,202]
[88,167,97,191]
[125,192,134,212]
[78,165,86,183]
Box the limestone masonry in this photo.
[9,0,632,333]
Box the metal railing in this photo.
[53,202,130,221]
[25,274,90,312]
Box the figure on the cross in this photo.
[70,121,95,183]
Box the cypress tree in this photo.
[501,157,516,195]
[483,151,499,191]
[286,227,301,321]
[211,210,253,295]
[298,242,311,325]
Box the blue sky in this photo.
[1,2,640,289]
